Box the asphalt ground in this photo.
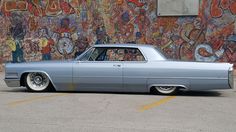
[0,71,236,132]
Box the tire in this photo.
[25,72,50,92]
[155,86,177,95]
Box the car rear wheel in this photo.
[25,72,50,92]
[155,86,177,95]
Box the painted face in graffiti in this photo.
[61,18,70,29]
[92,11,104,28]
[117,0,124,5]
[198,47,214,57]
[96,26,106,39]
[9,12,26,41]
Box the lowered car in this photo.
[4,44,234,95]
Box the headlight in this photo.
[228,67,234,89]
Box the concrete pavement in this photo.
[0,71,236,132]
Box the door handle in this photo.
[113,64,121,67]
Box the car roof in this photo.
[92,44,155,49]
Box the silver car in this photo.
[4,44,234,95]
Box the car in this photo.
[4,44,234,95]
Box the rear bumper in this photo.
[4,78,20,87]
[228,67,234,89]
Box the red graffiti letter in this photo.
[45,0,62,16]
[210,0,223,18]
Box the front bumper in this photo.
[4,79,20,87]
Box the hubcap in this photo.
[159,86,174,91]
[34,76,43,85]
[156,86,176,94]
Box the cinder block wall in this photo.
[0,0,235,64]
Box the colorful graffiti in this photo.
[0,0,236,65]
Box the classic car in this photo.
[4,44,234,95]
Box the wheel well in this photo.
[20,72,56,91]
[20,72,29,87]
[150,86,157,93]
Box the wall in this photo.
[0,0,236,64]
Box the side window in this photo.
[89,48,106,61]
[79,47,145,61]
[124,48,145,61]
[105,48,125,61]
[78,48,94,61]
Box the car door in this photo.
[123,48,148,92]
[73,47,123,92]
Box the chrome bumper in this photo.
[4,78,20,87]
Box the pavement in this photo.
[0,71,236,132]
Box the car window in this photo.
[89,48,106,61]
[124,48,145,61]
[105,48,125,61]
[78,48,94,61]
[79,47,145,62]
[87,48,125,61]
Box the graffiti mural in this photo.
[8,12,26,63]
[0,0,235,66]
[38,27,54,60]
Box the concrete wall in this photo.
[0,0,236,64]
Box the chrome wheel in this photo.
[155,86,177,95]
[26,72,50,91]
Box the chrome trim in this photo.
[4,79,20,87]
[78,60,148,64]
[147,77,227,80]
[76,76,227,80]
[5,72,18,79]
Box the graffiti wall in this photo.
[0,0,236,64]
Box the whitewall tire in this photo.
[25,72,50,92]
[155,86,177,95]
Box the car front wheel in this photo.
[25,72,50,92]
[155,86,177,95]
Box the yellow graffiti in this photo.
[6,37,16,51]
[39,38,48,48]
